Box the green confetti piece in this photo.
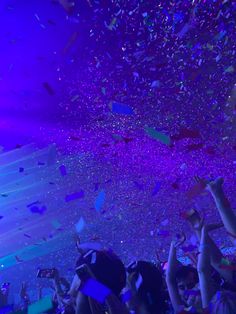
[28,296,53,314]
[145,127,171,145]
[220,258,230,265]
[0,231,72,269]
[224,65,234,73]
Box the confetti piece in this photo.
[186,182,205,199]
[94,190,105,211]
[123,137,133,144]
[24,233,31,238]
[69,135,80,141]
[63,32,78,54]
[59,164,67,176]
[51,219,61,229]
[29,205,47,215]
[47,145,57,166]
[15,256,23,263]
[205,146,216,155]
[42,82,55,95]
[80,278,111,303]
[224,65,234,73]
[220,264,236,270]
[151,80,160,88]
[38,161,45,166]
[28,296,53,314]
[65,190,84,202]
[75,217,85,233]
[135,273,143,290]
[215,30,227,41]
[172,128,201,141]
[157,230,170,237]
[110,101,134,115]
[177,23,191,38]
[186,143,203,152]
[152,182,161,196]
[71,94,79,102]
[160,219,169,226]
[171,180,180,189]
[27,201,40,208]
[145,127,171,145]
[91,251,97,264]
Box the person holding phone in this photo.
[0,283,10,309]
[71,249,127,314]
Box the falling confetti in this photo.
[94,190,106,212]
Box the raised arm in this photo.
[207,177,236,242]
[195,176,236,244]
[186,208,234,284]
[166,239,185,313]
[20,282,30,310]
[197,225,218,309]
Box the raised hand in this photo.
[173,232,186,248]
[20,282,30,304]
[194,176,224,195]
[194,175,208,188]
[205,177,224,195]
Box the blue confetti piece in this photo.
[59,164,67,176]
[65,190,84,202]
[152,182,161,196]
[80,278,111,303]
[51,219,61,229]
[27,201,40,208]
[151,80,160,88]
[28,296,53,314]
[95,190,105,211]
[215,30,227,41]
[110,101,134,115]
[29,205,47,215]
[75,217,85,233]
[173,12,184,23]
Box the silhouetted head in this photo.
[126,260,166,314]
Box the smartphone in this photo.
[37,268,57,279]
